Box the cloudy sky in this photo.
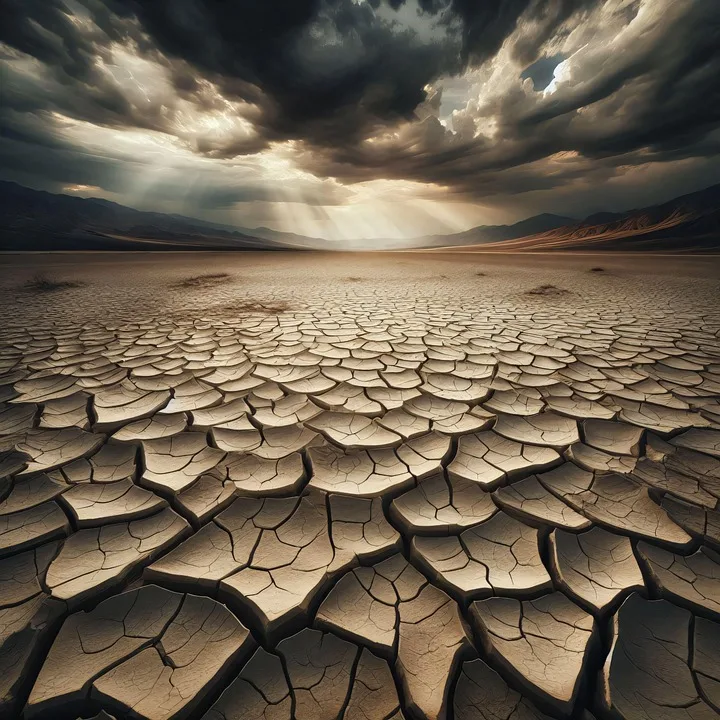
[1,0,719,242]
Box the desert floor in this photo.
[1,251,719,720]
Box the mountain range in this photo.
[0,180,718,253]
[0,181,319,251]
[423,183,720,253]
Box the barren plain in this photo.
[0,251,719,720]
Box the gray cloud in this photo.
[0,0,718,227]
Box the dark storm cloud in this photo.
[0,132,134,194]
[0,0,719,209]
[291,0,720,198]
[0,0,595,144]
[101,0,602,144]
[105,0,460,147]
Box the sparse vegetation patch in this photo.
[173,273,232,288]
[22,274,84,293]
[525,284,571,297]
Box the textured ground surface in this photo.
[1,252,719,720]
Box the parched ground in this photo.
[1,251,719,720]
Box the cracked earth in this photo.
[0,252,719,720]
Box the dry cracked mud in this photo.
[0,252,719,720]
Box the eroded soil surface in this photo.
[1,252,719,720]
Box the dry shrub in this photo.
[173,273,231,288]
[525,284,571,297]
[23,274,84,292]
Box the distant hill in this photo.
[0,182,296,251]
[215,211,576,251]
[371,212,577,250]
[427,184,720,253]
[1,180,718,252]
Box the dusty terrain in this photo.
[1,252,719,720]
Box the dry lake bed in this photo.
[1,251,719,720]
